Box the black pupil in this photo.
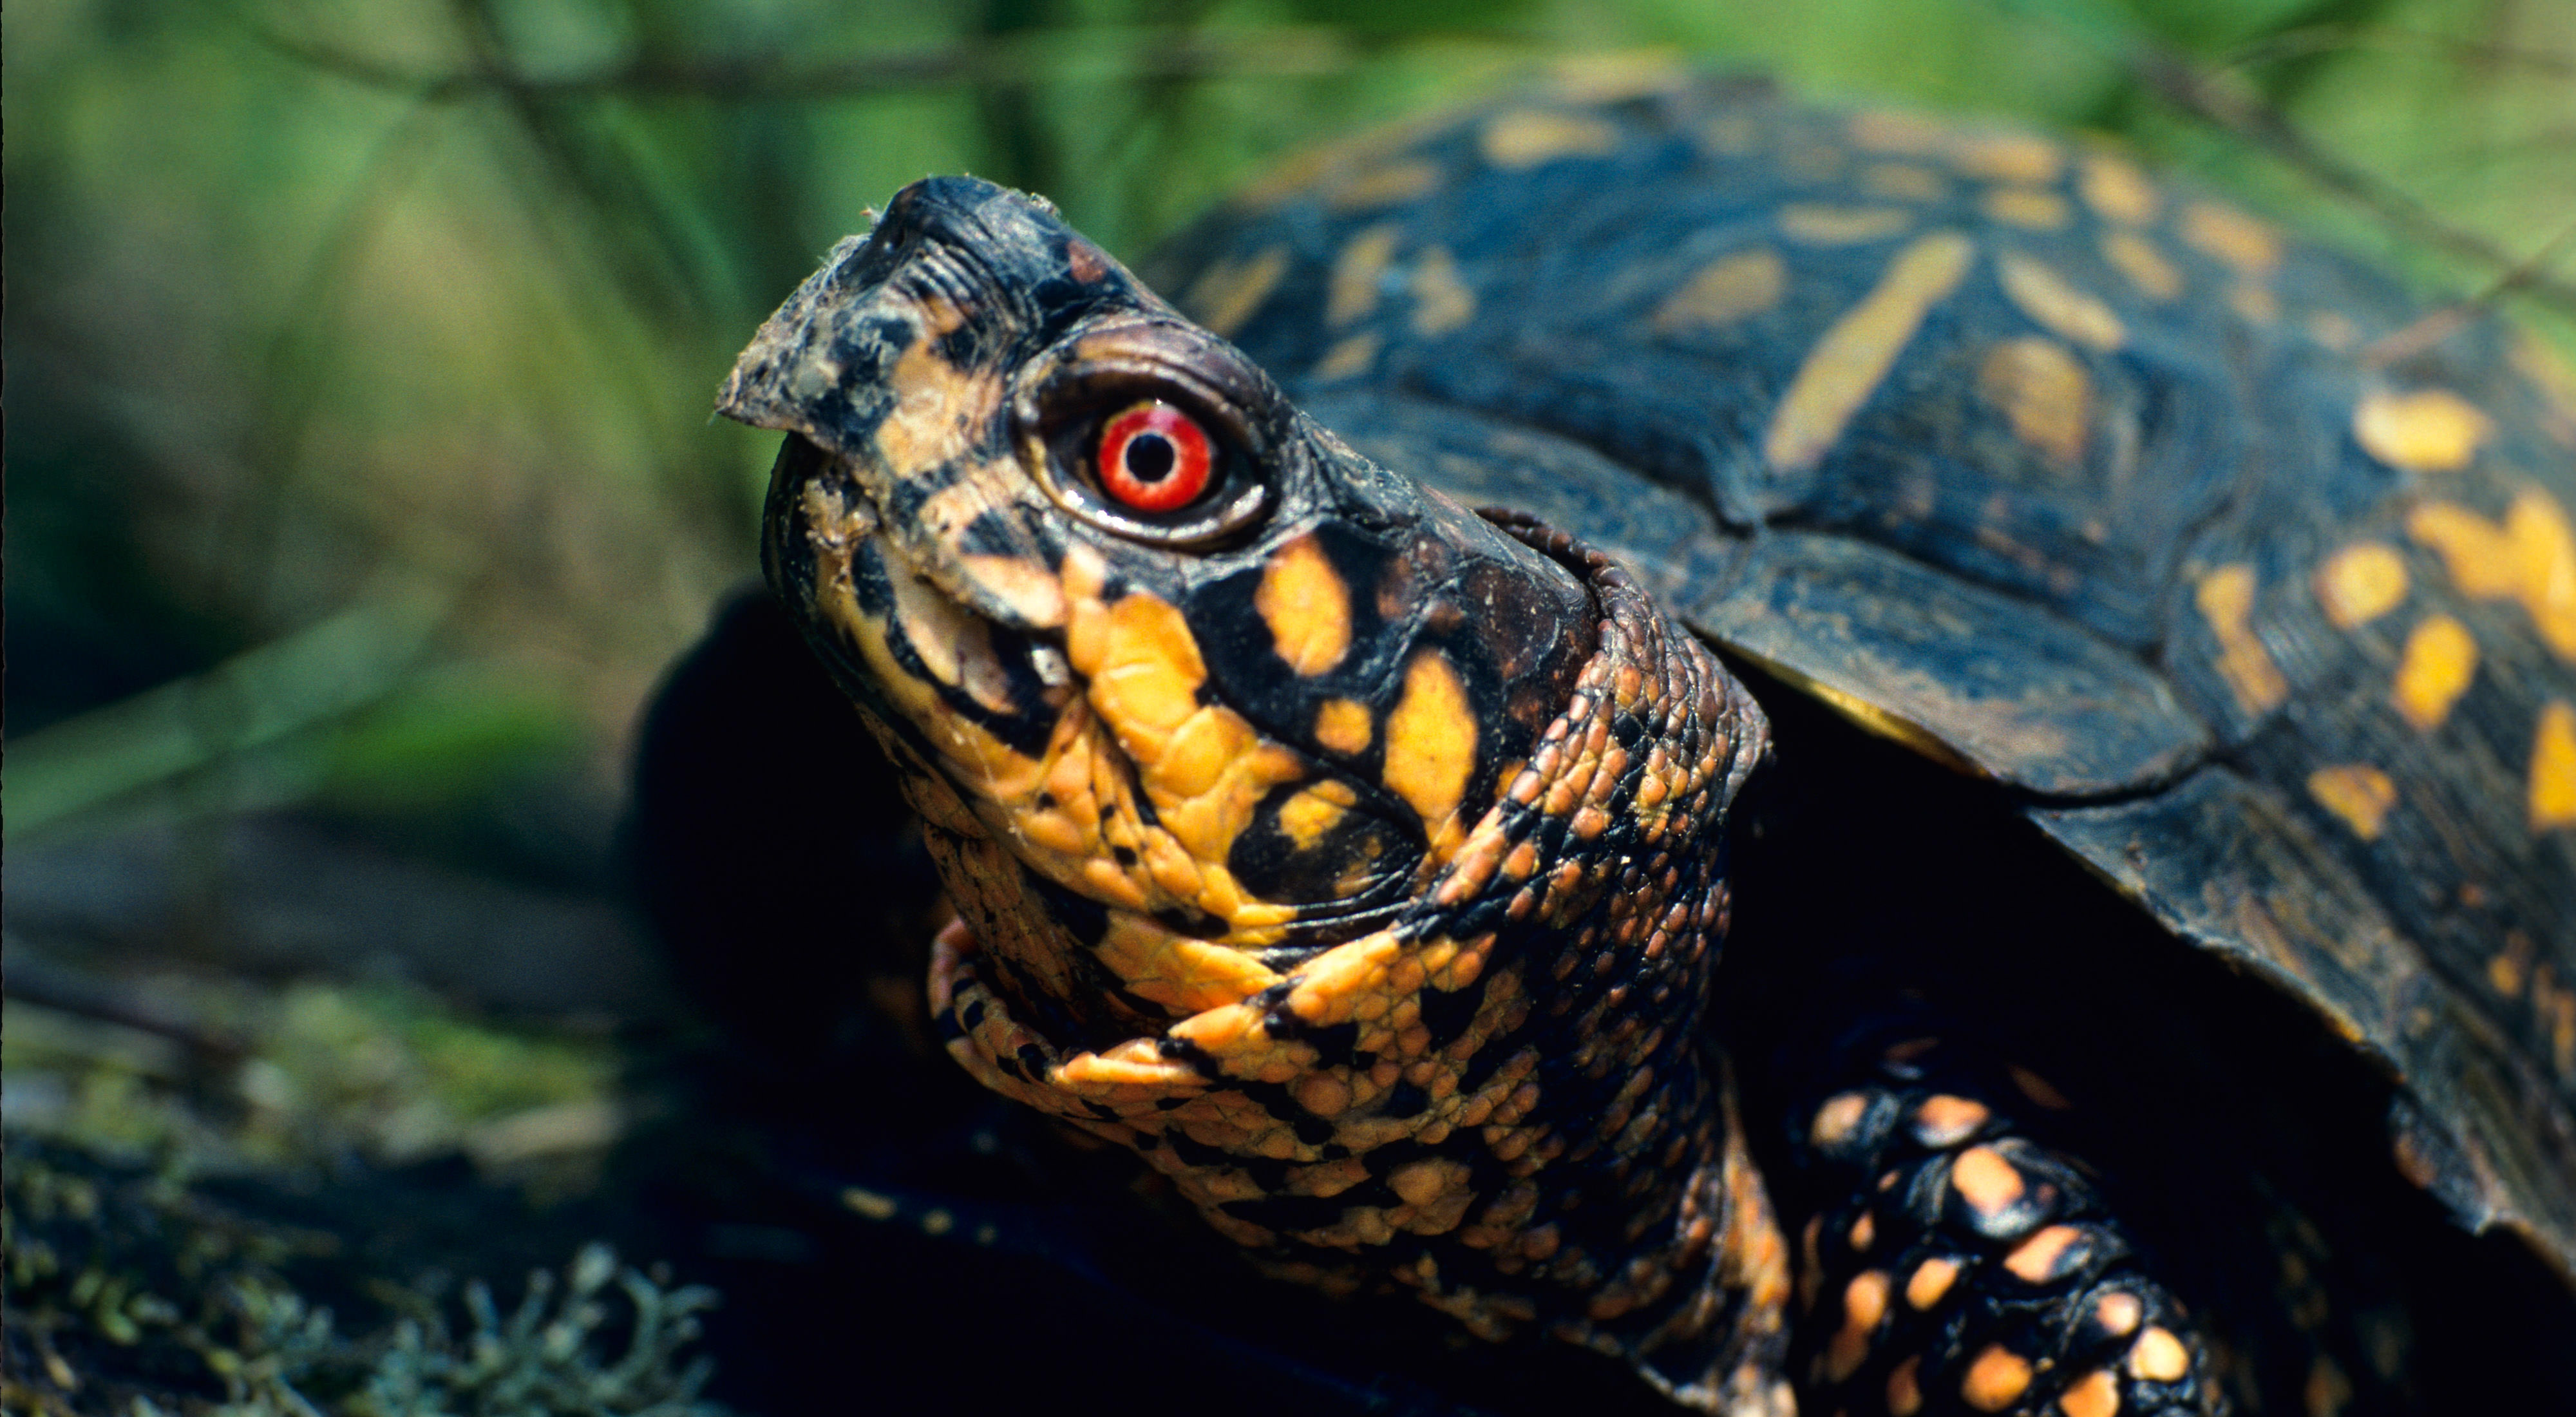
[1125,432,1175,484]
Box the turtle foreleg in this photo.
[1786,1039,2224,1417]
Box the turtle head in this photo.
[719,180,1785,1405]
[720,177,1602,1043]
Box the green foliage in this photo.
[3,1145,723,1417]
[5,0,2568,844]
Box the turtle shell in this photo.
[1141,71,2576,1286]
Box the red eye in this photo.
[1095,401,1214,513]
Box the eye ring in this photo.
[1097,401,1215,513]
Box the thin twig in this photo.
[2366,216,2576,367]
[252,23,1352,102]
[2217,23,2576,78]
[2128,43,2576,318]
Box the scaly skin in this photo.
[716,172,2226,1412]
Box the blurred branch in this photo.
[252,23,1355,101]
[2217,24,2576,79]
[2125,42,2576,318]
[4,578,456,844]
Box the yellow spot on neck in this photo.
[2406,488,2576,659]
[1256,535,1353,676]
[1979,336,2092,468]
[1906,1255,1959,1309]
[1382,650,1477,843]
[1274,781,1356,851]
[1765,231,1976,473]
[2127,1326,2192,1383]
[1779,204,1912,245]
[2313,542,2409,629]
[2060,1368,2121,1417]
[1327,225,1401,327]
[2354,388,2491,473]
[1479,109,1618,170]
[1184,247,1289,338]
[2532,701,2576,832]
[1962,1343,2034,1411]
[1409,245,1476,335]
[2197,563,2290,716]
[2392,614,2477,731]
[1652,247,1786,332]
[1996,252,2125,350]
[2101,230,2184,301]
[1314,698,1374,756]
[2308,764,2398,840]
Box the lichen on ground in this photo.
[2,1140,725,1417]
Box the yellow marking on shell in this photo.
[2309,311,2361,351]
[2354,387,2491,473]
[1275,780,1356,851]
[1861,162,1947,202]
[1327,224,1401,327]
[1780,204,1913,245]
[2308,765,2397,841]
[2392,614,2477,731]
[1982,187,2072,231]
[1095,911,1282,1013]
[1824,1269,1893,1381]
[2010,1065,2072,1110]
[1951,1145,2025,1217]
[1383,651,1477,843]
[2313,542,2409,629]
[2306,1356,2353,1417]
[2080,152,2159,225]
[1256,535,1353,676]
[1184,247,1289,338]
[1952,132,2063,185]
[1766,232,1976,472]
[1963,1344,2035,1411]
[2128,1326,2192,1383]
[2197,564,2291,716]
[1479,109,1619,170]
[1701,113,1760,155]
[1546,50,1690,103]
[1314,698,1374,756]
[2181,200,2283,275]
[1996,251,2126,350]
[2489,931,2535,997]
[1653,248,1786,332]
[1850,109,1952,156]
[1980,336,2093,468]
[2230,283,2280,324]
[2533,701,2576,832]
[1328,159,1441,211]
[2060,1367,2121,1417]
[1906,1256,1960,1309]
[1848,1212,1877,1252]
[1312,332,1381,382]
[1410,245,1476,335]
[2101,230,2184,301]
[2406,489,2576,658]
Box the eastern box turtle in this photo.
[660,70,2576,1416]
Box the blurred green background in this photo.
[7,0,2572,869]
